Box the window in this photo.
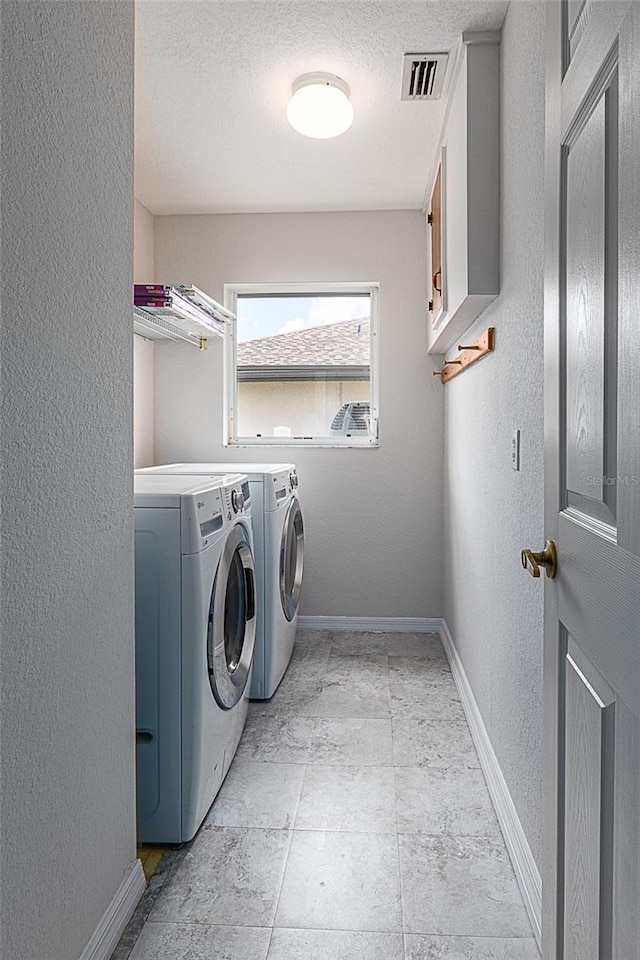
[224,283,379,446]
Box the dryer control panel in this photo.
[264,466,299,512]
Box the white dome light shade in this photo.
[287,73,354,139]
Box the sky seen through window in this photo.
[236,295,371,343]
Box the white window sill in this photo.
[227,439,380,449]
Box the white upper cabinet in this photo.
[427,31,500,354]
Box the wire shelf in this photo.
[133,308,201,345]
[133,297,231,348]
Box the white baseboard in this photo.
[297,615,442,633]
[440,620,542,949]
[80,859,146,960]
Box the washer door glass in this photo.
[280,497,304,622]
[208,525,256,709]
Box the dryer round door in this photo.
[280,497,304,622]
[207,525,256,709]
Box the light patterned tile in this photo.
[312,717,394,765]
[235,714,316,763]
[388,655,452,684]
[395,766,501,837]
[250,678,324,717]
[399,835,532,937]
[295,764,396,833]
[392,719,480,769]
[274,830,402,932]
[390,677,464,720]
[119,630,536,960]
[313,678,391,718]
[129,922,271,959]
[330,632,444,659]
[205,760,305,829]
[149,827,291,926]
[284,653,331,684]
[290,633,332,666]
[404,934,540,959]
[267,928,404,959]
[293,629,333,649]
[324,653,389,684]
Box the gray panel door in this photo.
[543,3,640,957]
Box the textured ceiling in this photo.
[135,0,508,215]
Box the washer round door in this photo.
[208,524,256,709]
[280,497,304,622]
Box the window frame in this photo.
[223,281,380,448]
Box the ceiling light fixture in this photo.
[286,72,354,140]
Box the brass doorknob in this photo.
[521,539,557,579]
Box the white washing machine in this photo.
[134,472,256,843]
[137,463,304,699]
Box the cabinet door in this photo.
[429,164,443,321]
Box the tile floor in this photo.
[114,631,539,960]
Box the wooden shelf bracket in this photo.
[432,327,495,383]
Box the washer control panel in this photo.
[180,473,250,554]
[218,477,251,520]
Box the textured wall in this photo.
[134,199,156,467]
[0,4,136,958]
[154,211,444,617]
[443,0,546,867]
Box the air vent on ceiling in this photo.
[401,53,449,101]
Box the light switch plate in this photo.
[511,429,521,471]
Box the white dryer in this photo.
[134,473,256,843]
[137,463,304,699]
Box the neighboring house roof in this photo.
[238,317,370,368]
